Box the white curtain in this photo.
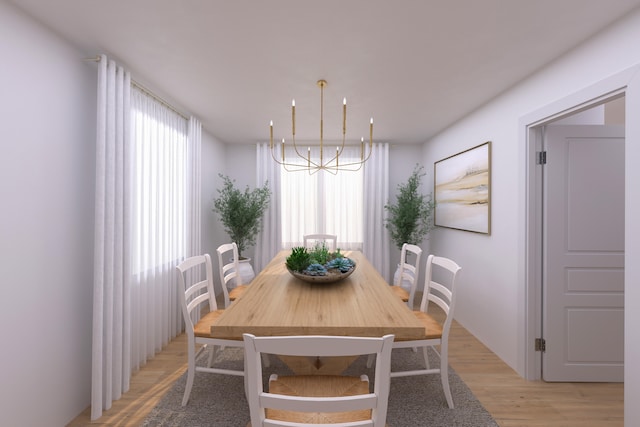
[188,117,202,262]
[280,147,319,248]
[255,143,282,272]
[279,145,364,250]
[92,54,132,420]
[323,147,364,249]
[363,143,390,281]
[129,86,193,365]
[92,55,201,420]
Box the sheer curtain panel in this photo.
[255,143,282,272]
[92,55,202,420]
[129,87,194,367]
[188,117,202,262]
[92,55,132,420]
[363,143,390,281]
[280,145,363,250]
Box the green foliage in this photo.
[286,245,353,274]
[385,164,435,250]
[286,247,311,272]
[308,242,332,265]
[212,174,271,257]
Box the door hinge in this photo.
[535,338,546,352]
[537,151,547,165]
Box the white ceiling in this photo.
[10,0,640,145]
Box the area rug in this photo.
[142,347,498,427]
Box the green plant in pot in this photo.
[385,164,435,249]
[385,165,435,288]
[285,244,355,283]
[213,174,271,260]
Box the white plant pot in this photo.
[230,258,256,287]
[393,263,414,292]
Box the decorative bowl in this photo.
[287,263,356,284]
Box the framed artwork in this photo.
[434,141,491,234]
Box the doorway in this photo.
[520,65,640,382]
[527,99,625,382]
[538,100,625,381]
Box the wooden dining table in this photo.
[210,250,424,340]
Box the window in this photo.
[130,87,189,274]
[280,146,364,250]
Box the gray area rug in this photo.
[142,347,498,427]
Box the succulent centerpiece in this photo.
[285,244,356,283]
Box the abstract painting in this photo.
[434,141,491,234]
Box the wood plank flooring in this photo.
[68,303,623,426]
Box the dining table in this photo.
[209,250,425,340]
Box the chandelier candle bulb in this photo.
[343,97,347,134]
[269,120,273,148]
[292,100,295,136]
[361,137,365,160]
[370,118,374,147]
[281,139,285,161]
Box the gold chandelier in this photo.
[269,79,373,174]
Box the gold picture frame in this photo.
[434,141,491,234]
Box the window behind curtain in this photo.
[130,89,188,274]
[280,146,364,250]
[130,86,189,362]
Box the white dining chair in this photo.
[243,333,394,427]
[176,254,244,406]
[303,233,338,252]
[390,254,462,408]
[217,242,249,308]
[390,243,422,308]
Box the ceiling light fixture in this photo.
[269,79,373,174]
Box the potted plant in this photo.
[213,174,271,283]
[285,245,356,283]
[385,164,435,287]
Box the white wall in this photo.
[0,2,96,425]
[422,8,640,424]
[201,131,228,268]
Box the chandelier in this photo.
[269,79,373,174]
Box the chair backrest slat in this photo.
[261,393,378,412]
[303,234,338,251]
[250,334,388,356]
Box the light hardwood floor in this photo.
[68,304,623,426]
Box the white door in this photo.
[542,124,624,382]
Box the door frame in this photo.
[518,64,640,381]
